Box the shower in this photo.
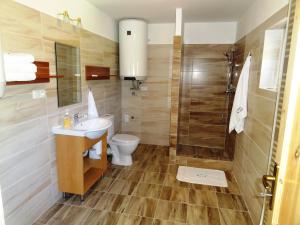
[224,48,237,94]
[177,45,238,161]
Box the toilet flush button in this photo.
[124,113,130,123]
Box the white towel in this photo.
[88,89,99,119]
[5,72,36,82]
[229,55,252,133]
[5,63,37,73]
[0,39,5,98]
[4,53,37,82]
[4,53,34,63]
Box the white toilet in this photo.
[101,114,139,166]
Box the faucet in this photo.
[73,113,87,125]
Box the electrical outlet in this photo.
[32,89,46,99]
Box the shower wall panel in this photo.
[178,44,233,160]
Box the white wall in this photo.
[236,0,289,40]
[15,0,118,41]
[148,22,237,45]
[148,23,175,44]
[184,22,237,44]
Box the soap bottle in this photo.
[63,111,72,129]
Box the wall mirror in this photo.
[55,43,81,107]
[259,18,287,92]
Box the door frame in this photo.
[266,0,300,223]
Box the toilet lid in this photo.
[112,134,139,144]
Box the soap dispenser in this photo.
[63,111,72,129]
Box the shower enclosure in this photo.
[177,45,238,160]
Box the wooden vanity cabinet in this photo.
[55,132,107,198]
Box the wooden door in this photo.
[264,0,300,223]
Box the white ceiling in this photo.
[87,0,253,23]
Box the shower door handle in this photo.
[261,163,280,210]
[262,175,276,192]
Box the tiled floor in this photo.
[33,144,253,225]
[177,144,231,161]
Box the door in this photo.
[261,0,300,224]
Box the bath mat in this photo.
[176,166,228,187]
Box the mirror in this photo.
[259,18,287,92]
[55,43,81,107]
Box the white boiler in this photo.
[119,19,147,81]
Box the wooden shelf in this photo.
[85,65,110,80]
[83,157,102,173]
[84,168,103,193]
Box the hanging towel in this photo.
[229,54,252,133]
[88,89,99,119]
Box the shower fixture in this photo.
[224,49,237,94]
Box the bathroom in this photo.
[1,0,300,224]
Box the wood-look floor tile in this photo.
[219,209,253,225]
[217,193,247,211]
[167,165,179,174]
[82,210,120,225]
[189,189,218,207]
[118,169,144,182]
[35,204,64,224]
[94,193,130,213]
[124,196,157,218]
[108,179,138,195]
[187,205,221,225]
[66,191,104,207]
[141,172,166,185]
[215,172,240,194]
[47,206,91,225]
[133,183,163,198]
[105,167,123,178]
[116,214,153,225]
[153,219,186,225]
[164,174,190,188]
[93,177,115,192]
[154,200,187,223]
[190,183,216,192]
[159,186,189,203]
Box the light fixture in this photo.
[58,10,81,27]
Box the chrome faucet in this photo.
[73,113,87,125]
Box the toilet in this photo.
[100,114,139,166]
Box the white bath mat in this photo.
[176,166,228,187]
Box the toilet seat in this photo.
[112,134,139,144]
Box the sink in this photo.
[74,118,112,139]
[52,118,112,139]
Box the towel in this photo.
[5,72,36,82]
[4,53,36,82]
[4,53,34,63]
[88,89,99,119]
[0,45,5,98]
[5,63,37,73]
[229,55,252,133]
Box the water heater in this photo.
[119,19,147,81]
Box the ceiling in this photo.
[87,0,253,23]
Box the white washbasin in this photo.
[52,118,112,139]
